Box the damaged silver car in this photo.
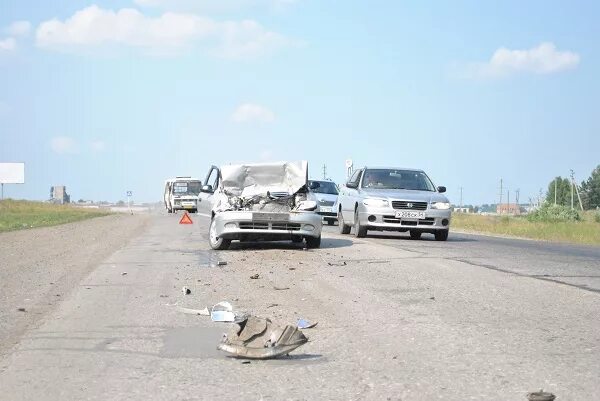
[199,161,323,250]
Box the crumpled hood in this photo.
[359,188,449,203]
[220,161,308,197]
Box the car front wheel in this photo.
[354,209,367,238]
[305,235,321,248]
[434,229,449,241]
[338,210,351,234]
[209,218,231,250]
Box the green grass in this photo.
[452,211,600,246]
[0,200,112,233]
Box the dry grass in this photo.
[452,211,600,246]
[0,200,111,232]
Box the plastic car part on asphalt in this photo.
[217,315,309,359]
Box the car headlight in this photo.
[362,198,389,207]
[297,201,318,211]
[431,202,450,210]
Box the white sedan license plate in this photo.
[395,211,425,219]
[320,207,333,213]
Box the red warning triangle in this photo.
[179,212,193,225]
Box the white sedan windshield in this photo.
[361,169,435,191]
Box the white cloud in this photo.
[90,140,106,152]
[467,42,580,79]
[35,5,296,58]
[231,103,275,123]
[50,136,78,154]
[0,37,16,51]
[133,0,299,12]
[6,21,31,37]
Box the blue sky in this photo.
[1,0,599,205]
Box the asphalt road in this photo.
[321,224,600,293]
[1,213,599,401]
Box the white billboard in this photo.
[0,163,25,184]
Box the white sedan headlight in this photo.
[431,201,450,210]
[363,198,389,207]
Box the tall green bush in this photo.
[527,204,580,222]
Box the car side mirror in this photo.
[437,186,446,193]
[346,182,358,189]
[201,184,213,193]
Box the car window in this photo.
[348,170,362,186]
[361,169,435,191]
[205,168,219,190]
[310,181,338,195]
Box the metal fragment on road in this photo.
[217,316,308,359]
[327,261,347,266]
[217,261,228,266]
[121,272,128,275]
[182,286,191,295]
[250,274,260,279]
[273,286,290,291]
[527,390,556,401]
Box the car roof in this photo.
[362,167,425,173]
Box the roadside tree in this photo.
[580,165,600,209]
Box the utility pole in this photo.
[515,188,520,205]
[570,170,584,211]
[507,189,510,214]
[498,178,503,205]
[322,164,327,180]
[570,170,575,210]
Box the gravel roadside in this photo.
[0,214,150,356]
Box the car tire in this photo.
[338,210,351,234]
[354,209,367,238]
[410,230,422,240]
[291,236,303,243]
[434,229,449,241]
[305,235,321,248]
[209,218,231,250]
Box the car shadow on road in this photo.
[227,238,353,251]
[365,234,478,243]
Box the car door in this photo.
[341,169,362,223]
[198,166,220,215]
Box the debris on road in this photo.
[273,286,290,291]
[211,301,238,322]
[178,306,210,316]
[297,318,318,329]
[527,390,556,401]
[266,303,279,308]
[250,273,260,280]
[217,316,308,359]
[217,261,228,266]
[182,286,191,295]
[17,307,26,312]
[327,261,347,266]
[121,272,128,276]
[429,296,436,300]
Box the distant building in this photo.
[496,203,520,215]
[50,186,70,204]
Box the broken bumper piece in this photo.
[217,316,308,359]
